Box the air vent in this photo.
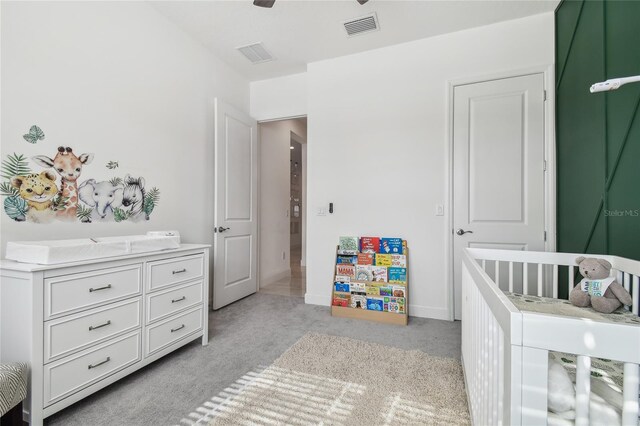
[343,13,379,37]
[237,42,274,64]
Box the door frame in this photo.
[445,65,556,321]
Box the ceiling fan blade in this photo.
[254,0,276,7]
[357,0,369,4]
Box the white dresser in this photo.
[0,244,210,425]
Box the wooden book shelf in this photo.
[330,246,408,326]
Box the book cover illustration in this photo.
[332,294,350,307]
[350,293,367,309]
[350,282,366,293]
[378,286,392,297]
[366,297,384,311]
[338,236,359,255]
[337,255,358,265]
[391,254,406,268]
[336,264,355,278]
[357,253,374,265]
[392,286,406,298]
[366,283,382,296]
[388,267,407,283]
[360,237,380,253]
[335,275,351,283]
[385,296,406,313]
[334,282,350,293]
[371,266,388,282]
[380,238,403,254]
[375,254,392,267]
[355,265,373,281]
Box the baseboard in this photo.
[260,268,291,288]
[408,304,451,320]
[304,292,330,306]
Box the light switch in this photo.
[317,207,326,216]
[436,204,444,216]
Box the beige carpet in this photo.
[198,333,469,425]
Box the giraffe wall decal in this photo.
[32,146,94,220]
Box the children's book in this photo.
[378,286,392,297]
[371,266,388,282]
[350,293,367,309]
[350,282,366,293]
[334,282,350,293]
[391,254,407,268]
[335,275,351,283]
[380,238,403,255]
[366,283,382,296]
[360,237,380,253]
[332,293,350,307]
[392,285,406,298]
[384,296,405,313]
[388,267,407,283]
[336,264,355,278]
[337,255,358,265]
[338,236,359,255]
[375,254,392,267]
[366,297,384,311]
[357,253,374,265]
[355,265,373,281]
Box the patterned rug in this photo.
[181,333,470,425]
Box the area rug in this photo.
[186,333,469,425]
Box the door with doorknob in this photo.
[452,74,546,320]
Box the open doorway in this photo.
[259,117,307,297]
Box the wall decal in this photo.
[2,132,162,224]
[23,125,45,144]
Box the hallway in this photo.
[260,246,306,297]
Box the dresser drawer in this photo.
[45,264,142,319]
[44,331,141,406]
[145,307,203,356]
[147,255,204,292]
[44,299,141,363]
[146,280,203,324]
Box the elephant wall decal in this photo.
[78,179,123,220]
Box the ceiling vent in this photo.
[343,13,379,37]
[237,42,274,64]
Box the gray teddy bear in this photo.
[569,256,633,314]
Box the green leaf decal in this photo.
[23,125,45,144]
[106,161,119,170]
[109,177,123,187]
[1,153,32,180]
[4,195,28,221]
[76,204,93,222]
[113,207,131,222]
[51,194,70,211]
[0,182,19,197]
[143,187,160,218]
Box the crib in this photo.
[461,248,640,425]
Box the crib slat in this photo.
[622,363,640,425]
[633,276,639,316]
[523,262,529,295]
[508,262,514,293]
[568,265,575,296]
[495,261,500,289]
[624,272,631,292]
[537,263,543,297]
[575,355,591,426]
[552,264,558,299]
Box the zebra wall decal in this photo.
[122,174,147,220]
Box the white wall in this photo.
[250,73,308,121]
[0,2,249,263]
[259,118,307,286]
[305,13,554,319]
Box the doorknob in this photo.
[216,226,230,233]
[456,229,473,236]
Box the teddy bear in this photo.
[569,256,633,314]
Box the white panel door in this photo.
[213,99,258,310]
[453,74,545,319]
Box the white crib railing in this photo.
[462,248,640,426]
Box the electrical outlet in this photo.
[436,204,444,216]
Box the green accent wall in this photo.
[556,0,640,268]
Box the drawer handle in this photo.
[172,268,187,275]
[170,324,185,333]
[171,296,186,303]
[88,357,111,370]
[89,284,112,293]
[88,320,112,331]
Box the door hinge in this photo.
[543,160,547,171]
[544,231,547,242]
[544,90,547,101]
